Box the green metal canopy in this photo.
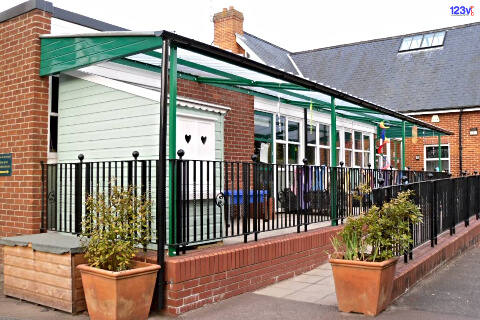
[39,30,453,139]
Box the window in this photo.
[399,31,446,52]
[49,76,59,153]
[306,123,330,166]
[254,112,273,163]
[390,140,402,170]
[344,131,352,167]
[353,131,372,168]
[276,116,300,165]
[425,145,450,172]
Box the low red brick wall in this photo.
[162,226,341,316]
[392,216,480,301]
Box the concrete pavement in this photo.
[1,246,480,320]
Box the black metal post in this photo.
[177,150,185,254]
[74,154,84,234]
[155,39,169,311]
[40,161,46,233]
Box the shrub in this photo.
[80,184,153,271]
[332,189,422,262]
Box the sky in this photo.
[0,0,479,52]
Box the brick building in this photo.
[216,7,480,175]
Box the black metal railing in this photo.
[40,153,158,242]
[372,173,480,262]
[168,154,449,253]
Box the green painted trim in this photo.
[330,97,338,227]
[40,36,163,76]
[168,44,178,257]
[402,121,406,169]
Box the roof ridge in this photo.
[291,21,480,55]
[242,31,291,53]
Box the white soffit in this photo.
[64,69,230,115]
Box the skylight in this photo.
[399,31,446,52]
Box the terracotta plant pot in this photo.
[330,257,398,316]
[77,261,161,320]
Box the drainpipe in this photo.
[459,109,463,175]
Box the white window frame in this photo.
[424,144,450,172]
[306,122,331,166]
[47,76,58,164]
[274,115,302,165]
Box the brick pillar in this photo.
[0,9,52,245]
[213,6,245,55]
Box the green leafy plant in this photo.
[331,189,422,262]
[80,184,153,272]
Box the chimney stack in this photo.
[213,6,245,54]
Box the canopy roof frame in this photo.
[39,30,453,137]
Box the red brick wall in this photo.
[405,111,480,176]
[213,6,245,55]
[177,79,255,162]
[0,10,51,242]
[161,226,340,315]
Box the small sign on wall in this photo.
[0,153,12,176]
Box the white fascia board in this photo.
[254,96,375,133]
[406,107,480,116]
[64,69,230,115]
[287,54,304,78]
[50,18,99,35]
[235,34,265,64]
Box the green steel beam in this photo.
[330,97,338,227]
[168,44,178,257]
[40,36,163,76]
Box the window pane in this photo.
[426,146,438,159]
[288,121,300,142]
[319,124,330,146]
[432,31,446,46]
[363,135,370,151]
[426,160,436,171]
[345,151,352,167]
[364,152,370,168]
[49,116,58,152]
[276,143,285,165]
[354,131,362,150]
[355,151,362,167]
[336,148,340,166]
[254,113,272,140]
[410,35,423,49]
[441,146,449,158]
[421,33,434,47]
[254,141,271,163]
[336,131,340,148]
[441,160,449,171]
[307,124,316,144]
[288,144,299,164]
[51,77,59,113]
[399,37,412,51]
[319,148,330,166]
[306,146,316,165]
[276,116,285,140]
[345,132,352,150]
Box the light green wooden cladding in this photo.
[40,36,163,76]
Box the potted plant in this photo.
[77,184,160,320]
[330,189,422,316]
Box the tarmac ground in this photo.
[1,246,480,320]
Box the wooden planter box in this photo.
[1,234,86,313]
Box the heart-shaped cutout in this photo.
[185,134,191,143]
[201,136,207,144]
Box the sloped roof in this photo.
[237,32,298,75]
[247,23,480,113]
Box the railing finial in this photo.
[302,158,308,165]
[340,161,344,167]
[177,149,185,160]
[251,154,258,163]
[132,151,139,159]
[78,154,84,162]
